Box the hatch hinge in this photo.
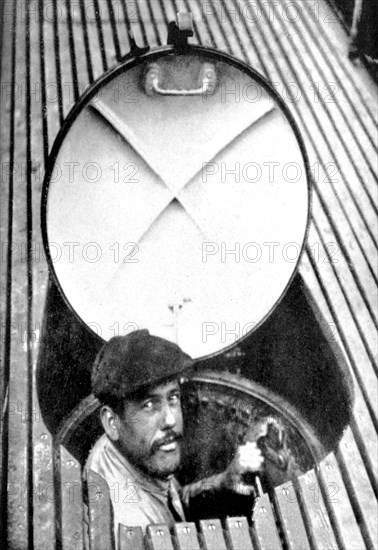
[167,12,194,49]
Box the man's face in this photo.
[115,379,183,479]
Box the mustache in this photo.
[150,431,183,453]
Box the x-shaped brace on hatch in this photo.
[89,97,276,245]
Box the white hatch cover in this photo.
[45,53,310,358]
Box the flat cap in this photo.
[91,330,193,402]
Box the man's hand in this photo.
[222,442,264,495]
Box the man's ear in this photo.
[100,405,121,442]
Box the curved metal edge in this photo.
[55,393,101,448]
[185,370,326,465]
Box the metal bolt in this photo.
[235,520,242,528]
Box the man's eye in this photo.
[170,394,181,405]
[142,400,154,410]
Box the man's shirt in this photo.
[84,434,231,546]
[84,433,186,542]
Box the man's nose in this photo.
[160,403,176,429]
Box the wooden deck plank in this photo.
[30,2,57,547]
[319,453,366,550]
[0,0,16,535]
[153,0,178,31]
[199,519,228,550]
[173,522,201,550]
[138,0,163,47]
[118,524,144,550]
[273,481,310,550]
[32,377,56,550]
[350,415,378,493]
[82,0,106,82]
[5,1,32,546]
[87,469,114,550]
[225,517,255,550]
[60,446,84,550]
[56,1,80,118]
[146,524,175,550]
[295,469,338,550]
[251,494,282,550]
[337,428,378,550]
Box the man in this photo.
[85,330,264,543]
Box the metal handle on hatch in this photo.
[144,62,217,96]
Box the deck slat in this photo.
[118,524,144,550]
[173,522,201,550]
[319,453,366,550]
[225,516,255,550]
[296,469,338,550]
[199,519,228,550]
[252,493,282,550]
[273,481,310,550]
[60,446,84,550]
[337,428,378,550]
[87,469,113,550]
[146,524,174,550]
[32,1,57,546]
[5,0,32,545]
